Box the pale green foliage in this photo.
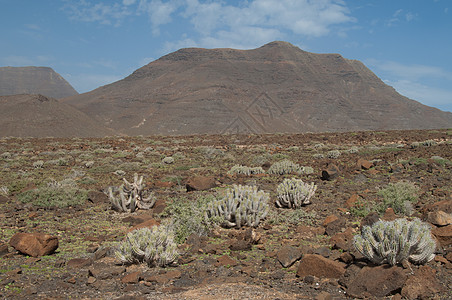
[327,150,341,159]
[206,185,269,228]
[268,159,308,175]
[162,156,174,164]
[33,160,44,169]
[276,178,317,208]
[353,218,435,266]
[115,225,179,267]
[422,139,437,147]
[228,164,265,176]
[108,173,155,213]
[377,181,419,215]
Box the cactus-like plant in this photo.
[108,173,155,212]
[115,225,179,267]
[276,178,317,208]
[327,150,341,159]
[268,160,305,175]
[206,185,269,228]
[228,165,265,176]
[353,218,436,266]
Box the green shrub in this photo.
[160,195,218,244]
[114,225,178,267]
[17,180,88,208]
[376,181,419,215]
[353,218,435,266]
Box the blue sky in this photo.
[1,0,451,112]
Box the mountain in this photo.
[62,41,452,135]
[0,66,78,99]
[0,94,114,138]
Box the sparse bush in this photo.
[422,139,437,147]
[313,153,324,160]
[84,160,95,168]
[108,173,155,213]
[353,218,436,266]
[160,195,219,244]
[114,225,179,267]
[410,142,421,149]
[1,152,12,159]
[0,186,9,196]
[348,146,359,154]
[33,160,44,169]
[377,181,419,215]
[327,150,341,159]
[162,156,174,164]
[313,143,325,150]
[276,178,317,208]
[268,160,304,175]
[228,165,265,176]
[17,180,88,208]
[206,185,269,228]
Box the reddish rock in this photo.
[330,227,355,252]
[401,265,443,300]
[296,254,346,279]
[186,176,217,191]
[153,181,175,188]
[67,258,93,268]
[424,199,452,214]
[357,159,373,170]
[345,265,407,298]
[121,271,141,284]
[360,212,380,230]
[0,195,9,204]
[445,251,452,262]
[321,164,340,181]
[215,254,238,267]
[345,194,358,208]
[152,199,167,215]
[145,270,182,284]
[9,232,58,257]
[322,215,339,227]
[324,217,346,236]
[315,291,333,300]
[276,245,303,268]
[382,207,397,221]
[427,211,452,226]
[128,219,160,232]
[431,225,452,247]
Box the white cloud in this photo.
[137,0,181,35]
[63,1,133,27]
[367,59,452,81]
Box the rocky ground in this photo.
[0,129,451,299]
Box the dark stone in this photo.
[321,164,340,181]
[276,245,303,268]
[9,232,58,257]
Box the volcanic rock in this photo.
[62,41,452,136]
[0,66,78,99]
[296,254,346,279]
[9,232,59,257]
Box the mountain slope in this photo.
[0,66,78,99]
[0,94,115,137]
[63,41,452,135]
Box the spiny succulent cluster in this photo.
[108,173,155,213]
[228,164,265,176]
[353,218,436,266]
[115,225,179,267]
[276,178,317,208]
[326,150,341,159]
[267,159,306,175]
[206,184,269,228]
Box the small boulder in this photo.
[186,176,217,191]
[357,159,373,170]
[296,254,346,279]
[345,265,407,298]
[276,245,303,268]
[427,211,452,226]
[9,232,58,257]
[431,224,452,247]
[121,271,142,284]
[320,164,340,181]
[87,191,109,205]
[128,219,160,232]
[401,265,443,300]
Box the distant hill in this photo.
[63,41,452,135]
[0,94,114,138]
[0,66,78,99]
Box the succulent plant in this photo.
[206,184,269,228]
[108,173,155,213]
[115,225,179,267]
[326,150,341,159]
[228,164,265,176]
[276,178,317,208]
[353,218,436,266]
[268,159,305,175]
